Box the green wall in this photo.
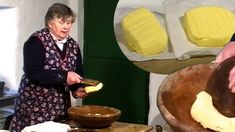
[83,0,150,124]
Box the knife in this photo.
[80,78,101,86]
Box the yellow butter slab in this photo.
[184,6,235,47]
[122,8,168,56]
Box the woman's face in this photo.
[48,17,73,40]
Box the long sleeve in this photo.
[23,36,67,86]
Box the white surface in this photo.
[117,0,165,13]
[114,0,175,62]
[114,7,176,61]
[148,73,173,132]
[164,0,235,60]
[21,121,71,132]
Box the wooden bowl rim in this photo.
[156,63,217,131]
[68,105,122,118]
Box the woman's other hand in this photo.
[215,41,235,93]
[215,42,235,63]
[74,87,87,98]
[229,67,235,93]
[67,71,82,85]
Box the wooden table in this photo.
[133,55,215,74]
[66,120,153,132]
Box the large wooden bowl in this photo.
[157,63,216,132]
[67,105,121,128]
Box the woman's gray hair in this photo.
[44,3,76,28]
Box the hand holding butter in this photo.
[81,78,103,93]
[84,83,103,93]
[191,91,235,132]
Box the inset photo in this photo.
[113,0,235,74]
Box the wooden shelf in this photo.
[0,87,17,107]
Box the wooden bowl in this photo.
[157,63,216,132]
[67,105,121,128]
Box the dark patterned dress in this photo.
[10,28,83,132]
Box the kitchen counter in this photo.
[65,120,153,132]
[0,87,17,107]
[0,86,17,130]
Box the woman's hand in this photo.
[67,71,82,85]
[215,42,235,63]
[74,87,87,98]
[229,67,235,93]
[215,41,235,93]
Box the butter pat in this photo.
[85,83,103,93]
[121,8,168,56]
[184,6,235,47]
[191,91,235,132]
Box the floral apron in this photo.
[10,28,79,132]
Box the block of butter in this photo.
[121,8,168,56]
[85,82,103,93]
[184,6,235,47]
[191,91,235,132]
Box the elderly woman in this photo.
[10,3,87,131]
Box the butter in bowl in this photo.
[67,105,121,128]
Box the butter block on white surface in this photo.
[184,6,235,47]
[121,8,168,56]
[191,91,235,132]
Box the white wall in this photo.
[69,0,84,106]
[0,0,83,94]
[70,0,84,57]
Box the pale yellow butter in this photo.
[191,91,235,132]
[121,8,168,56]
[85,83,103,93]
[184,6,235,47]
